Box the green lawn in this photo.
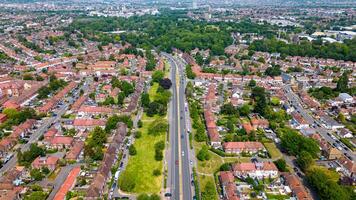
[266,193,290,200]
[148,83,159,101]
[264,142,282,160]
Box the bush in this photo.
[30,168,44,181]
[197,145,211,161]
[119,173,136,192]
[219,163,231,171]
[155,149,163,161]
[135,131,142,138]
[153,169,161,176]
[154,141,165,150]
[274,159,289,172]
[129,145,137,156]
[159,78,172,89]
[137,120,143,128]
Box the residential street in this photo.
[0,78,91,175]
[163,52,193,200]
[284,85,355,161]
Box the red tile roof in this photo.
[53,166,80,200]
[50,136,74,145]
[219,171,234,185]
[223,142,264,151]
[73,119,106,127]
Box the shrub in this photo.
[129,145,137,156]
[153,169,161,176]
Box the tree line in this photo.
[249,37,356,61]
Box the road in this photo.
[163,53,193,200]
[284,85,355,161]
[0,78,91,175]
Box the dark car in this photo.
[297,172,303,177]
[119,162,124,168]
[164,193,172,197]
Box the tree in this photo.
[336,72,349,92]
[137,120,143,128]
[18,144,45,166]
[296,151,315,172]
[153,169,161,176]
[119,81,134,97]
[238,104,251,116]
[251,86,268,116]
[159,78,172,89]
[103,96,115,105]
[280,129,320,158]
[129,145,137,156]
[220,103,238,115]
[24,191,47,200]
[152,70,164,83]
[265,64,281,77]
[141,93,150,108]
[194,124,207,142]
[84,127,107,160]
[30,168,44,181]
[220,163,231,171]
[273,159,288,172]
[226,119,235,133]
[248,79,256,88]
[306,167,354,200]
[186,64,196,79]
[119,173,136,192]
[197,145,211,161]
[195,52,204,66]
[117,92,125,106]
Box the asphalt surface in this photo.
[284,85,355,161]
[163,53,193,200]
[0,78,91,175]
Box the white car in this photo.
[182,151,185,156]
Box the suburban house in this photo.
[338,128,353,138]
[219,171,239,200]
[250,117,269,130]
[9,119,36,139]
[320,115,344,130]
[232,162,279,179]
[32,156,59,171]
[72,118,106,131]
[290,112,309,130]
[281,173,312,200]
[223,142,265,154]
[0,138,16,158]
[65,141,84,161]
[46,136,74,150]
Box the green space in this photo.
[266,193,290,200]
[264,142,282,160]
[119,83,167,194]
[119,114,166,194]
